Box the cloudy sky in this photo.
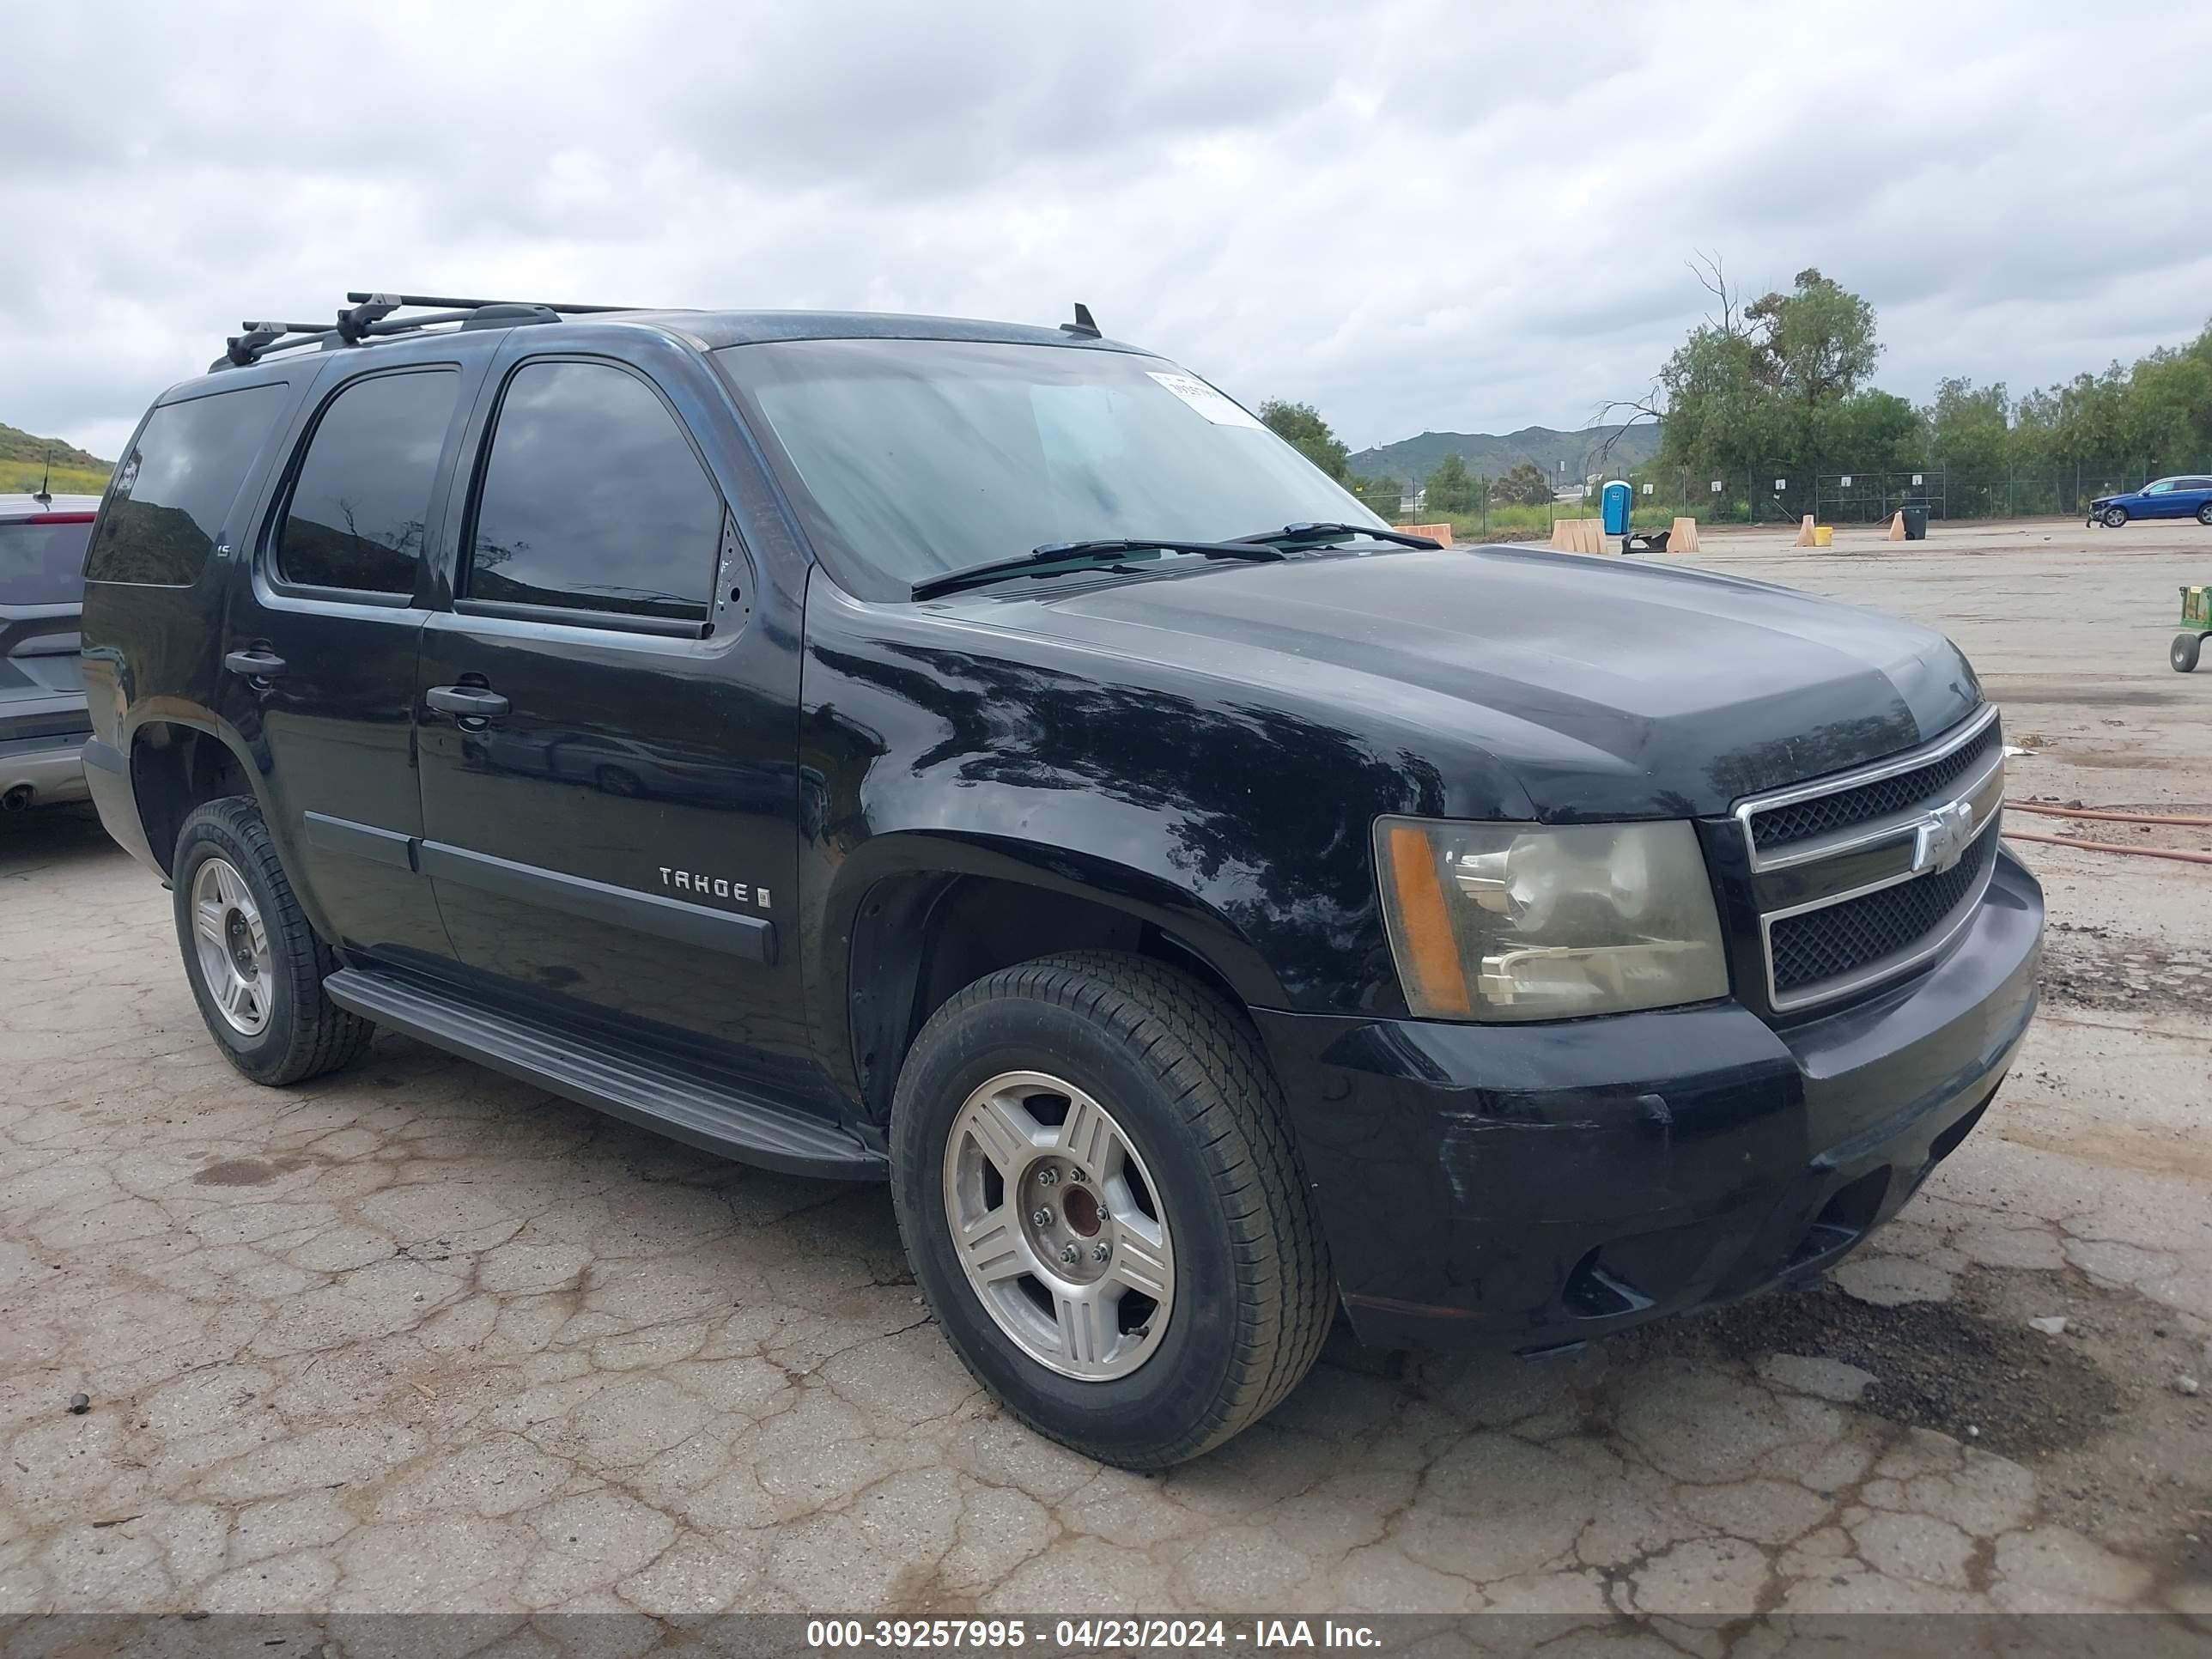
[4,0,2208,461]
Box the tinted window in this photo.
[0,520,94,605]
[86,386,287,585]
[466,362,719,622]
[279,370,459,594]
[722,338,1382,589]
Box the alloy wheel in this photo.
[190,855,274,1036]
[941,1070,1176,1382]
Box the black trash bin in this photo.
[1900,502,1929,541]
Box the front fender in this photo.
[796,596,1452,1070]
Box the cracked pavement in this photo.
[2,524,2209,1618]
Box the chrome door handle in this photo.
[224,647,288,679]
[425,684,511,722]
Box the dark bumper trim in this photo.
[1258,849,2043,1351]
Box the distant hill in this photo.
[0,422,110,471]
[1352,422,1662,485]
[0,422,112,497]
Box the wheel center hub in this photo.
[1061,1183,1102,1238]
[1018,1157,1109,1282]
[225,911,258,975]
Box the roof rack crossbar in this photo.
[343,291,639,314]
[214,290,641,370]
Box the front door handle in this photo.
[224,647,288,680]
[425,684,512,722]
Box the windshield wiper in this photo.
[1232,521,1443,550]
[910,538,1285,602]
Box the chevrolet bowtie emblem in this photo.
[1913,799,1977,875]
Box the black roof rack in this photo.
[211,291,652,372]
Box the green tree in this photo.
[1747,268,1881,412]
[1816,390,1923,472]
[2124,347,2212,469]
[1492,462,1554,507]
[1639,258,1886,478]
[1922,378,2008,473]
[1346,473,1404,518]
[1257,398,1351,482]
[1655,324,1777,476]
[1424,453,1479,514]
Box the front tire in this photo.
[890,951,1334,1468]
[172,797,374,1086]
[2103,506,2129,528]
[2176,632,2204,673]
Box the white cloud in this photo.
[3,0,2206,458]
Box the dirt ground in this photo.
[1,517,2208,1619]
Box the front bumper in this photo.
[0,728,92,807]
[1258,847,2043,1351]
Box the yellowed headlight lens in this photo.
[1374,817,1729,1021]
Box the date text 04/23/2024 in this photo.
[803,1619,1382,1650]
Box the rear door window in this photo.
[464,360,720,623]
[0,520,94,605]
[277,369,460,595]
[87,385,288,585]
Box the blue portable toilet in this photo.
[1601,479,1632,537]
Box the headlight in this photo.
[1373,817,1729,1021]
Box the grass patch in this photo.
[0,460,110,498]
[1401,501,1690,544]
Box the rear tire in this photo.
[2103,506,2129,528]
[172,797,374,1086]
[2197,503,2212,527]
[2175,633,2203,674]
[890,951,1334,1468]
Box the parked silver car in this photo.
[1,492,101,812]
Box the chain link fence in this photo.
[1355,462,2212,537]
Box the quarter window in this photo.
[278,369,460,594]
[466,361,720,623]
[86,385,287,586]
[0,520,94,605]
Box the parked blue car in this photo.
[2087,475,2212,528]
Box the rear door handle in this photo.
[224,647,288,680]
[425,684,512,722]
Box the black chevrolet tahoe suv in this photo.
[80,293,2043,1468]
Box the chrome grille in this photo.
[1735,705,2004,1013]
[1750,720,2001,852]
[1770,833,1997,995]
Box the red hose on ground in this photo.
[2002,829,2212,866]
[2007,800,2212,829]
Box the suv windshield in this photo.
[0,519,94,606]
[720,338,1385,593]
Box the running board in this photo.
[325,967,885,1181]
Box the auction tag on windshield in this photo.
[1146,370,1266,429]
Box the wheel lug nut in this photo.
[1059,1244,1080,1265]
[1030,1207,1054,1228]
[1037,1168,1060,1187]
[1069,1170,1087,1184]
[1091,1243,1110,1263]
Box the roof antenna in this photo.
[1060,302,1100,339]
[32,443,52,509]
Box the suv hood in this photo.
[944,545,1980,820]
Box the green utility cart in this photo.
[2177,585,2211,673]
